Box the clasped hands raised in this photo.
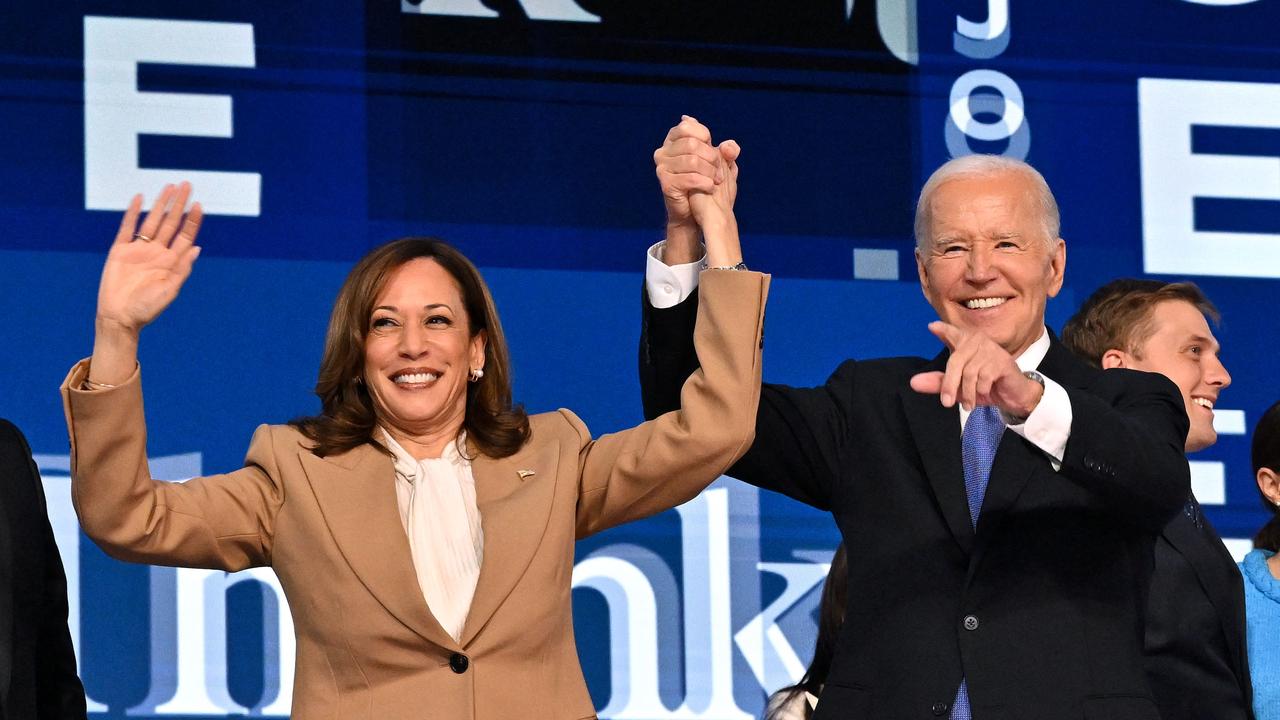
[653,115,742,268]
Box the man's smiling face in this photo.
[1109,299,1231,453]
[915,171,1066,358]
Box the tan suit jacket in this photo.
[60,270,768,720]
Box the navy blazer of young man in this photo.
[639,296,1190,719]
[1145,506,1254,720]
[0,419,86,719]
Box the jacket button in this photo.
[932,701,950,716]
[963,614,979,631]
[449,653,469,673]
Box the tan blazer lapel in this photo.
[298,443,458,650]
[460,439,560,646]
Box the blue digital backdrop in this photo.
[2,1,1279,717]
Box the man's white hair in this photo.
[913,154,1060,251]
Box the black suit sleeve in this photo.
[4,422,87,719]
[640,286,847,510]
[1058,369,1191,533]
[639,284,701,422]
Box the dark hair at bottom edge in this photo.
[1254,514,1280,553]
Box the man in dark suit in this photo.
[0,418,86,719]
[1062,279,1253,720]
[640,118,1189,719]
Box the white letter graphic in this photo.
[130,567,295,717]
[954,0,1009,58]
[734,561,830,690]
[573,555,671,718]
[956,0,1009,42]
[84,16,260,216]
[1139,78,1280,278]
[401,0,600,22]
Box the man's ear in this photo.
[915,248,930,297]
[1045,238,1067,298]
[1100,348,1128,370]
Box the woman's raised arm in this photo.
[89,182,203,386]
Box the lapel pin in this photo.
[517,469,535,480]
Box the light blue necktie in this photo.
[952,405,1005,720]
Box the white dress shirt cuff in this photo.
[1007,374,1071,469]
[646,240,704,309]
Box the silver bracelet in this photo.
[82,364,137,391]
[703,261,749,271]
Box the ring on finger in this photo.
[132,233,153,243]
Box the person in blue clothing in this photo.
[1243,399,1280,720]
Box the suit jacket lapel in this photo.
[299,443,458,650]
[970,336,1085,566]
[901,351,974,555]
[1162,512,1252,688]
[460,439,560,646]
[905,336,1086,562]
[982,334,1095,524]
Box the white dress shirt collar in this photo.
[1016,326,1051,372]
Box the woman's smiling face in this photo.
[362,257,486,447]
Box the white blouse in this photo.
[381,428,484,644]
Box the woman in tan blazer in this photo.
[62,149,762,719]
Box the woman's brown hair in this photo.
[290,237,530,458]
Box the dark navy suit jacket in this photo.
[640,289,1190,720]
[1144,505,1254,720]
[0,419,85,720]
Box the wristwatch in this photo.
[1001,370,1046,424]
